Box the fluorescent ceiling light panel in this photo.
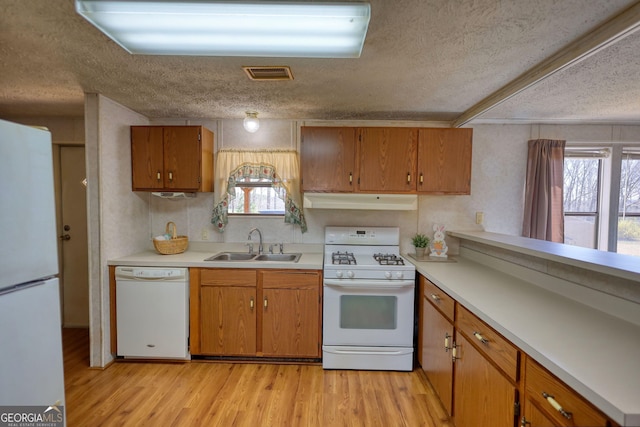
[75,1,371,58]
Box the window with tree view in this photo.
[563,146,640,256]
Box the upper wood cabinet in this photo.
[357,127,418,193]
[417,128,472,195]
[131,125,214,192]
[300,126,356,192]
[300,126,472,194]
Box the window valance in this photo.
[211,149,307,233]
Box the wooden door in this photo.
[421,294,454,415]
[200,286,257,356]
[300,127,356,192]
[453,333,517,427]
[358,127,418,192]
[163,126,202,191]
[260,271,321,358]
[417,128,472,194]
[131,126,164,190]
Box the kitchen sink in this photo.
[204,252,256,261]
[253,253,301,262]
[204,252,301,262]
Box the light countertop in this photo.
[107,243,324,270]
[407,250,640,426]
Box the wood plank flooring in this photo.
[63,328,454,426]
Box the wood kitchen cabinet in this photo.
[417,128,472,194]
[195,268,322,359]
[300,126,356,192]
[357,127,418,193]
[199,269,257,356]
[300,126,472,194]
[130,125,213,192]
[521,357,612,427]
[260,270,322,358]
[419,276,455,415]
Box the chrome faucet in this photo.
[247,228,263,254]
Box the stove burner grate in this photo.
[332,251,356,265]
[373,253,405,266]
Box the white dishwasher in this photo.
[115,266,189,360]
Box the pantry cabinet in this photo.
[195,268,322,359]
[357,127,418,193]
[130,125,213,192]
[300,126,471,194]
[300,127,356,192]
[417,128,472,194]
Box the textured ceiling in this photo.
[1,0,640,124]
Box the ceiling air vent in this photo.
[243,66,294,81]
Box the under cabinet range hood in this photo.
[303,193,417,210]
[151,192,196,199]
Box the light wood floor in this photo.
[63,328,454,426]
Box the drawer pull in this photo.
[473,331,488,344]
[542,392,572,420]
[430,293,440,302]
[444,332,451,352]
[250,297,254,310]
[146,344,156,348]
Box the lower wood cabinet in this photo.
[195,268,322,359]
[418,274,617,427]
[453,332,518,427]
[420,276,454,415]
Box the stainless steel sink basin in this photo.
[204,252,256,261]
[204,252,301,262]
[253,253,301,262]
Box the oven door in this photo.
[322,279,415,347]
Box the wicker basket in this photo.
[153,221,188,255]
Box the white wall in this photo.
[85,94,150,367]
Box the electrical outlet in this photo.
[201,228,209,240]
[475,211,484,225]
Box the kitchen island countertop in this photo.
[406,246,640,426]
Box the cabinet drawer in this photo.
[200,268,257,287]
[456,305,519,382]
[525,358,609,427]
[261,270,320,289]
[421,276,454,322]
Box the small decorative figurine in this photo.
[430,224,448,258]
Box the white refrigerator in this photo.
[0,119,66,424]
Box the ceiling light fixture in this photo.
[243,112,260,133]
[75,1,371,58]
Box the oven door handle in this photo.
[323,279,414,290]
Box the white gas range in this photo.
[322,226,416,371]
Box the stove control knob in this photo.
[395,271,404,279]
[385,271,392,279]
[335,271,343,278]
[346,270,355,279]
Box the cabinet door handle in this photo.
[349,172,353,184]
[520,416,531,427]
[264,297,268,308]
[250,297,254,310]
[407,173,411,183]
[542,392,572,419]
[156,171,161,181]
[451,342,459,362]
[419,173,424,184]
[444,332,451,352]
[430,293,440,302]
[168,171,173,182]
[473,331,489,344]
